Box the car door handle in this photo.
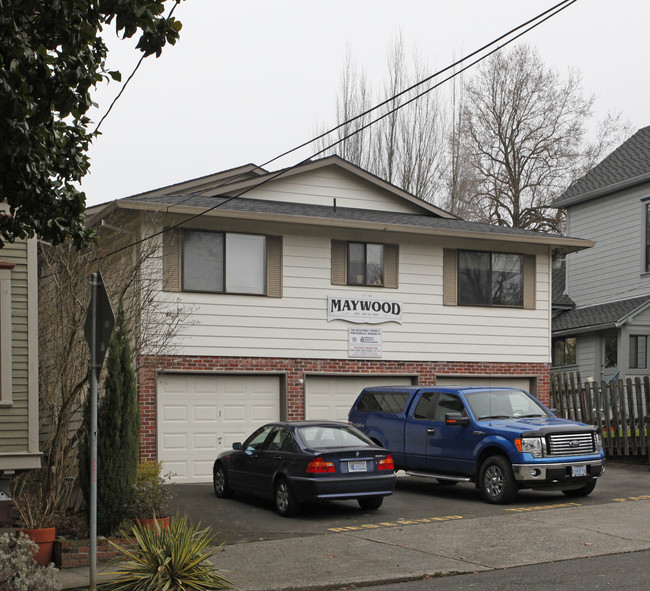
[427,427,436,435]
[273,455,282,461]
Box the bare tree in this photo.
[460,45,630,232]
[320,35,447,205]
[37,211,190,511]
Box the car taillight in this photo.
[306,457,336,473]
[378,455,394,470]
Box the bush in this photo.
[0,532,58,591]
[131,461,174,519]
[101,515,231,590]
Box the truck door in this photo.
[403,391,437,470]
[426,393,476,475]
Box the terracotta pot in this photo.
[18,527,56,565]
[133,516,170,530]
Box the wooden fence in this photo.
[550,372,650,458]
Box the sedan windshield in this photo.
[464,389,551,421]
[297,425,373,449]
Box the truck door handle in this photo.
[427,427,436,435]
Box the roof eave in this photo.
[553,171,650,209]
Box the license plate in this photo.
[348,461,367,472]
[572,465,587,477]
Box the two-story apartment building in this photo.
[0,227,40,522]
[552,126,650,382]
[89,155,592,483]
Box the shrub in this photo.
[131,460,174,519]
[101,515,231,590]
[0,532,58,591]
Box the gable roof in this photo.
[553,126,650,208]
[552,295,650,335]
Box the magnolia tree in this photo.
[36,211,190,514]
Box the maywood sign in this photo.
[328,296,403,324]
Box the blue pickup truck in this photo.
[348,386,605,504]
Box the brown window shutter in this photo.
[523,254,536,310]
[331,240,346,285]
[266,235,283,298]
[162,228,181,292]
[384,244,399,288]
[443,248,458,306]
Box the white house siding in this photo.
[152,226,552,365]
[566,183,650,307]
[237,167,429,214]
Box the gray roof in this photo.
[553,126,650,207]
[124,192,579,241]
[552,295,650,333]
[552,260,575,309]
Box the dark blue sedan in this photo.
[213,421,396,516]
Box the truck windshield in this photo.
[464,389,551,421]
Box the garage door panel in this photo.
[158,374,280,483]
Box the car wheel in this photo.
[562,479,597,498]
[213,463,232,498]
[358,496,384,510]
[275,477,300,517]
[479,456,517,504]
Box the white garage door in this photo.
[435,376,532,392]
[305,375,413,421]
[157,374,280,483]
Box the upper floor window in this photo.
[629,335,647,369]
[458,250,523,307]
[347,242,384,286]
[162,228,282,297]
[0,263,14,405]
[183,230,266,294]
[552,336,576,366]
[331,240,399,289]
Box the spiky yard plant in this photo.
[101,515,231,591]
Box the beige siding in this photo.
[566,182,650,306]
[240,167,429,214]
[150,228,551,364]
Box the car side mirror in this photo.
[233,442,242,450]
[445,413,470,426]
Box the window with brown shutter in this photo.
[331,240,398,288]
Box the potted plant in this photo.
[130,461,173,529]
[11,475,58,566]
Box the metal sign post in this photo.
[84,271,114,589]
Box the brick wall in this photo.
[54,536,132,569]
[137,355,550,461]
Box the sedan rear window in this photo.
[297,426,373,449]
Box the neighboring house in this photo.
[552,125,650,383]
[88,155,591,483]
[0,220,40,521]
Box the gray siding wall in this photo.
[565,181,650,306]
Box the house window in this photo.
[182,230,266,294]
[347,242,384,286]
[0,265,13,405]
[552,336,576,366]
[603,331,618,369]
[458,250,523,307]
[629,335,647,369]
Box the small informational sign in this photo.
[349,327,382,358]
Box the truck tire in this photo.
[562,479,597,498]
[479,456,517,504]
[275,477,300,517]
[358,496,383,510]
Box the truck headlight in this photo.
[594,432,603,453]
[517,437,544,458]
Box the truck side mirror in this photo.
[445,413,470,426]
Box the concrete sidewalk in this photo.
[56,498,650,590]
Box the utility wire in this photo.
[69,0,577,271]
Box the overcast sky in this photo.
[80,0,650,206]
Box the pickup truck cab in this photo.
[348,386,605,504]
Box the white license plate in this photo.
[572,465,587,477]
[348,461,367,472]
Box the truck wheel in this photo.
[562,479,597,498]
[275,477,300,517]
[479,456,517,504]
[358,496,383,510]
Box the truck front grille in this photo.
[547,432,596,456]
